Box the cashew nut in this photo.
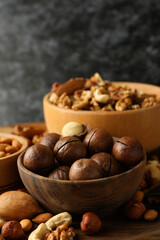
[94,88,109,104]
[46,212,72,231]
[28,212,72,240]
[28,223,48,240]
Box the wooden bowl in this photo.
[0,133,28,188]
[43,82,160,152]
[17,151,146,217]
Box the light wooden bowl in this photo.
[43,82,160,152]
[0,133,28,188]
[18,151,146,217]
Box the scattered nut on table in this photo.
[1,220,25,240]
[80,212,102,235]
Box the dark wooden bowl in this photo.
[17,152,146,217]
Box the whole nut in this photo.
[54,136,86,166]
[12,139,22,151]
[132,191,144,202]
[62,122,84,137]
[80,212,102,235]
[144,209,158,221]
[48,166,70,180]
[69,158,102,180]
[40,133,60,152]
[91,152,111,177]
[109,155,123,176]
[124,201,146,220]
[112,136,144,167]
[83,128,113,155]
[20,219,32,232]
[23,144,55,175]
[1,220,25,240]
[32,213,53,224]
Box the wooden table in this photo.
[0,122,160,240]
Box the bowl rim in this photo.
[17,150,146,184]
[0,133,28,161]
[44,81,160,115]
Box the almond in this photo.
[32,213,53,224]
[144,209,158,221]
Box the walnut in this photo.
[45,225,75,240]
[115,97,132,111]
[58,93,71,109]
[141,97,157,108]
[49,93,59,105]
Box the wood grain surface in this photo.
[0,122,160,240]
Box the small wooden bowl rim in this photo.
[44,81,160,115]
[18,150,146,185]
[0,133,28,161]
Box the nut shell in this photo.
[112,136,144,167]
[91,152,111,177]
[1,220,24,240]
[54,136,86,166]
[83,128,113,155]
[23,144,55,174]
[40,133,60,152]
[48,166,70,180]
[69,158,102,180]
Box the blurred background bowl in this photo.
[18,151,146,217]
[43,82,160,152]
[0,133,28,190]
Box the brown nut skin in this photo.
[54,136,86,166]
[69,158,102,180]
[91,152,122,177]
[112,136,144,168]
[1,220,25,240]
[48,166,70,180]
[40,133,60,152]
[23,144,55,175]
[91,152,111,177]
[80,212,102,235]
[83,128,113,155]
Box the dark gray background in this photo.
[0,0,160,126]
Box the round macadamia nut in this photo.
[69,158,103,180]
[112,136,144,167]
[54,136,86,166]
[40,133,60,152]
[23,144,55,174]
[83,128,113,155]
[48,166,70,180]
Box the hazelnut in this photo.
[83,128,113,155]
[1,220,25,240]
[80,212,102,235]
[54,136,86,166]
[20,219,32,232]
[23,144,55,175]
[40,133,60,152]
[124,201,146,220]
[112,136,144,167]
[69,158,102,180]
[48,166,70,180]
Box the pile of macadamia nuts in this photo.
[23,122,144,180]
